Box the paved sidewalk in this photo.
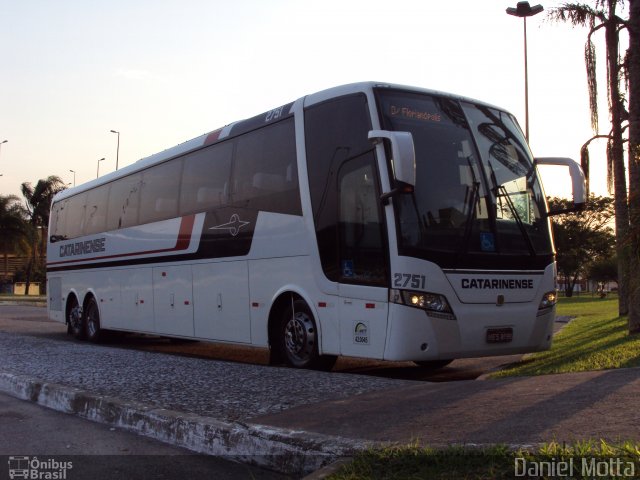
[1,328,639,477]
[252,367,640,446]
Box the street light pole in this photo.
[96,157,105,178]
[69,169,76,187]
[110,130,120,170]
[506,1,543,142]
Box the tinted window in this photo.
[304,94,375,282]
[139,160,182,224]
[65,193,87,239]
[83,184,109,235]
[50,201,66,239]
[231,118,300,215]
[106,173,142,230]
[338,154,387,285]
[180,142,233,215]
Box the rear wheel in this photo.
[66,296,84,339]
[279,298,336,370]
[84,296,103,343]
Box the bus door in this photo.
[304,93,389,358]
[337,153,389,359]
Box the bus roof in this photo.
[53,81,511,203]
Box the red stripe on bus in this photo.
[175,214,195,249]
[204,129,223,145]
[47,215,197,267]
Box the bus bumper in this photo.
[383,302,555,362]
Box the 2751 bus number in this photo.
[393,273,426,290]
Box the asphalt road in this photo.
[0,304,524,382]
[0,392,290,480]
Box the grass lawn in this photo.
[0,294,46,303]
[327,441,640,480]
[491,294,640,377]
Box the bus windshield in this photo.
[376,89,552,270]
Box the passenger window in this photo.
[50,201,67,239]
[180,142,233,215]
[83,185,109,235]
[106,174,142,230]
[65,193,87,239]
[231,118,300,215]
[139,160,182,224]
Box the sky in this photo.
[0,0,627,201]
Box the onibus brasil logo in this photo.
[8,456,72,479]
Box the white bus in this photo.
[47,82,585,370]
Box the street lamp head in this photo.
[506,2,543,17]
[1,140,7,144]
[110,130,121,170]
[69,169,75,173]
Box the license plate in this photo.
[486,328,513,343]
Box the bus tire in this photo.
[279,298,336,370]
[413,359,454,370]
[84,296,103,343]
[66,295,84,340]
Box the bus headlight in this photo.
[390,289,456,320]
[538,291,558,310]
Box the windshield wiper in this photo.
[458,154,482,256]
[459,181,480,255]
[485,159,536,257]
[497,185,537,257]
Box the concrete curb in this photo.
[0,372,376,476]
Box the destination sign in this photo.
[389,105,442,122]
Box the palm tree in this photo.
[20,175,66,293]
[549,1,631,317]
[627,0,640,332]
[0,195,30,283]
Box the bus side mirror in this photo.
[535,157,586,214]
[368,130,416,187]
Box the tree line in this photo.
[549,195,616,297]
[550,0,639,333]
[0,176,66,293]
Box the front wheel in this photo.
[279,299,336,370]
[84,297,103,343]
